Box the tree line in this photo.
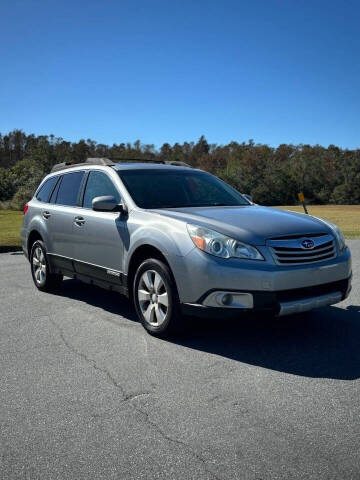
[0,130,359,209]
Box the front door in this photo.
[72,170,126,285]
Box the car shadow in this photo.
[0,247,23,254]
[55,278,138,321]
[56,279,360,380]
[174,304,360,380]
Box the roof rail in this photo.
[50,157,192,173]
[113,158,165,164]
[165,160,192,167]
[50,157,115,173]
[114,158,192,168]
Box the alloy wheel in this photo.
[32,246,46,285]
[137,270,169,326]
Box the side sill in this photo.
[55,269,129,296]
[47,254,129,297]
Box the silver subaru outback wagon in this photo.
[21,157,352,337]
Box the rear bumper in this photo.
[180,275,352,318]
[21,227,29,260]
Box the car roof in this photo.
[50,158,196,174]
[46,163,200,178]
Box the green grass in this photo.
[0,210,23,252]
[276,205,360,239]
[0,205,358,253]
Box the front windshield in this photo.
[118,169,251,209]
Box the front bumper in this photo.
[173,245,352,304]
[180,275,352,318]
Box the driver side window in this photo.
[83,171,121,209]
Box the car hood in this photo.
[150,205,330,245]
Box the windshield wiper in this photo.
[192,203,245,207]
[207,203,234,206]
[153,203,245,209]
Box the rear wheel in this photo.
[30,240,63,292]
[133,258,183,337]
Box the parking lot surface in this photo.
[1,240,359,480]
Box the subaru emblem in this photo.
[302,239,315,249]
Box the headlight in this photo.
[187,224,264,260]
[330,224,346,252]
[318,219,346,252]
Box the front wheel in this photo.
[30,240,63,292]
[133,258,183,337]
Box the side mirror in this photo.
[92,196,125,213]
[243,193,253,203]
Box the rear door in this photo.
[72,170,126,283]
[48,170,86,272]
[32,175,60,253]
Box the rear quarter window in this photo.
[36,176,58,203]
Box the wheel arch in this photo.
[27,230,44,258]
[127,244,175,298]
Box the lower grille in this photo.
[276,279,348,303]
[267,233,336,265]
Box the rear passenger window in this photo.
[56,171,85,206]
[36,176,58,203]
[83,171,121,209]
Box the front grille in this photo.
[267,233,337,265]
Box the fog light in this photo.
[221,293,233,305]
[203,291,254,308]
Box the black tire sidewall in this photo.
[133,258,180,336]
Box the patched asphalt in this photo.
[1,240,359,479]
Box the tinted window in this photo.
[118,170,250,209]
[36,176,58,203]
[56,171,85,206]
[49,179,61,204]
[83,171,120,209]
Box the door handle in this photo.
[74,216,85,226]
[42,211,51,219]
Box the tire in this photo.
[30,240,63,292]
[133,258,183,337]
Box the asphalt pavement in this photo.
[1,240,360,480]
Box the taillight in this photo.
[23,203,29,215]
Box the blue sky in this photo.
[1,0,360,148]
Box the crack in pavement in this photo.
[48,316,223,480]
[47,316,129,399]
[129,401,223,480]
